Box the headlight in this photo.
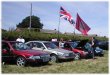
[63,53,69,56]
[46,54,50,57]
[29,56,41,60]
[95,50,101,53]
[41,54,50,58]
[57,52,64,56]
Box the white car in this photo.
[26,41,75,62]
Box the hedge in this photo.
[2,30,108,42]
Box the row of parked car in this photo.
[2,40,106,66]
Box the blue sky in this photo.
[2,1,108,37]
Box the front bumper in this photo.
[57,53,75,60]
[95,51,104,56]
[27,56,51,63]
[27,58,50,63]
[58,56,75,60]
[80,52,88,58]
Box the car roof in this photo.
[77,40,89,47]
[64,41,80,44]
[27,41,50,43]
[2,40,22,43]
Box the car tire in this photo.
[99,54,104,57]
[43,61,49,65]
[74,53,80,60]
[50,54,58,62]
[16,57,26,66]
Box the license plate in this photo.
[42,57,49,62]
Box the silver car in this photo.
[26,41,75,62]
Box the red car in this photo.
[2,41,50,66]
[63,41,94,59]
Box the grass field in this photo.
[2,50,108,74]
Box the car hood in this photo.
[51,48,73,53]
[73,48,83,51]
[16,49,48,56]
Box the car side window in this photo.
[2,42,10,52]
[27,42,33,48]
[64,43,70,48]
[33,42,44,48]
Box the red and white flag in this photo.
[60,7,75,25]
[76,13,91,35]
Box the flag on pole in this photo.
[76,13,91,35]
[60,7,75,25]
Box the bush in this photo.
[2,30,108,42]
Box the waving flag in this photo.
[60,7,75,25]
[76,13,91,35]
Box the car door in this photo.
[32,42,45,51]
[2,42,12,62]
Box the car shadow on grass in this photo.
[28,62,52,67]
[2,61,52,67]
[58,59,75,63]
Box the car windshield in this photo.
[84,42,92,51]
[11,42,31,50]
[70,42,79,48]
[44,42,58,49]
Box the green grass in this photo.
[2,50,108,73]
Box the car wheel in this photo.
[50,55,58,62]
[99,54,104,57]
[16,57,26,66]
[43,62,49,65]
[74,53,80,60]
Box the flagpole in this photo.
[29,3,32,32]
[58,7,61,41]
[73,23,75,35]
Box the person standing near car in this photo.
[91,37,97,48]
[59,38,64,48]
[16,36,25,43]
[91,37,97,59]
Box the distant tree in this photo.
[2,29,7,32]
[16,15,43,29]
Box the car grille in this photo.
[40,54,50,62]
[69,53,74,57]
